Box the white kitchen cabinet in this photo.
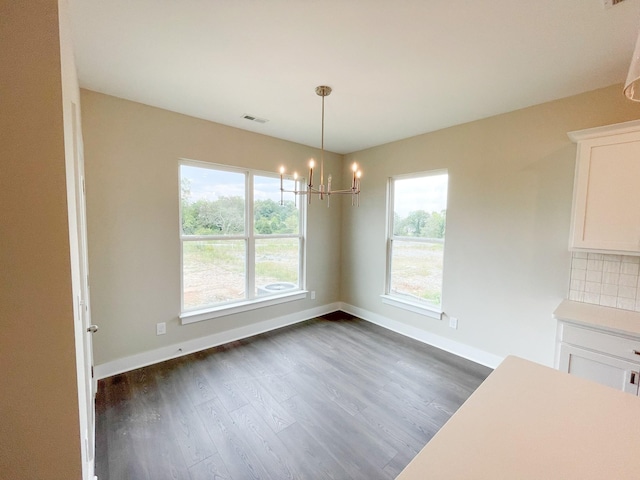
[554,300,640,395]
[568,119,640,254]
[558,343,640,394]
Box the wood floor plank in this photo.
[198,364,250,414]
[382,380,437,412]
[382,449,419,479]
[281,394,393,480]
[254,372,297,404]
[153,361,217,468]
[281,370,399,476]
[196,397,274,480]
[228,341,298,403]
[180,351,220,407]
[358,402,426,457]
[366,387,448,445]
[103,370,191,480]
[295,363,366,417]
[229,403,302,479]
[276,422,347,480]
[99,375,144,480]
[129,367,193,480]
[95,314,492,480]
[238,339,296,377]
[233,376,297,433]
[188,452,232,480]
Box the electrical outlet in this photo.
[311,291,316,300]
[156,322,166,335]
[449,316,458,329]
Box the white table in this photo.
[396,355,640,479]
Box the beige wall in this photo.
[0,1,83,478]
[81,90,343,365]
[342,84,640,366]
[84,84,640,370]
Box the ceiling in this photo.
[69,0,640,154]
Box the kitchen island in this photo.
[396,355,640,479]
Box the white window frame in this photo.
[179,159,307,324]
[381,169,448,320]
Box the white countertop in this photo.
[396,355,640,480]
[553,299,640,337]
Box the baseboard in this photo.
[95,300,503,379]
[339,302,504,369]
[94,302,341,379]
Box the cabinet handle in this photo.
[632,372,638,386]
[633,350,640,356]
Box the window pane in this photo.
[180,165,245,236]
[183,239,245,310]
[390,239,444,306]
[254,175,299,235]
[393,174,447,238]
[389,172,448,308]
[255,238,299,296]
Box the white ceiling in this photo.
[69,0,640,154]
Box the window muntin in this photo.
[386,171,448,311]
[180,161,303,313]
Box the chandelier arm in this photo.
[279,186,361,196]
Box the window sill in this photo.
[180,290,308,325]
[380,294,443,320]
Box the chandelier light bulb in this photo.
[625,26,640,101]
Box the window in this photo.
[179,160,305,321]
[383,171,448,318]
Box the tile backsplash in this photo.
[569,252,640,311]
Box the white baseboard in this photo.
[338,302,504,369]
[94,302,341,379]
[95,300,502,379]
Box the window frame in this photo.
[382,169,448,320]
[179,159,307,324]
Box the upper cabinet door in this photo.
[569,120,640,255]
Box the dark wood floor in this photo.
[95,312,492,480]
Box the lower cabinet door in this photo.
[558,344,640,395]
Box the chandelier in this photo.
[279,86,362,206]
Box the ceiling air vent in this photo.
[242,114,269,124]
[603,0,626,8]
